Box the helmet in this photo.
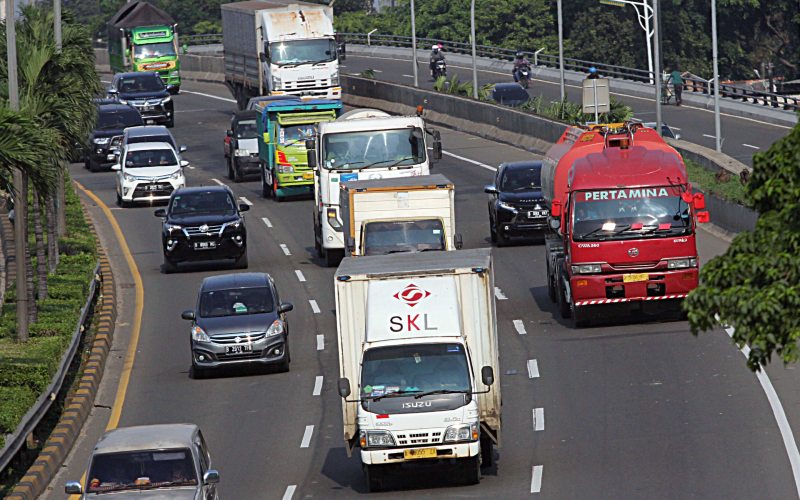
[432,45,439,50]
[515,51,525,59]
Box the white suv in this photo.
[113,142,187,207]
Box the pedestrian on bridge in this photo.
[669,66,684,106]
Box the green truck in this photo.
[257,98,342,200]
[107,1,181,93]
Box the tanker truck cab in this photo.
[308,109,443,266]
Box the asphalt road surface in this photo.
[47,80,800,499]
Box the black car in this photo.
[109,72,174,128]
[181,273,294,378]
[154,186,249,273]
[484,161,549,245]
[86,103,143,172]
[491,83,530,107]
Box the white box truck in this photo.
[340,174,462,257]
[334,249,501,491]
[307,109,443,266]
[221,1,341,109]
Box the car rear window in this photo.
[98,109,143,130]
[199,287,275,317]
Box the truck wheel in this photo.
[324,248,342,267]
[480,436,493,468]
[234,251,249,269]
[271,175,282,202]
[460,456,481,485]
[261,170,271,198]
[364,464,384,492]
[546,258,557,303]
[233,159,243,183]
[571,303,590,328]
[557,274,572,319]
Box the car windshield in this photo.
[125,149,177,168]
[279,123,317,145]
[133,42,176,59]
[572,186,692,241]
[98,110,143,130]
[235,119,259,139]
[361,344,470,398]
[363,219,445,255]
[269,39,337,66]
[199,286,275,318]
[169,191,236,215]
[117,75,165,93]
[322,128,426,170]
[500,166,541,191]
[86,448,197,494]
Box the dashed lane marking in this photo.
[309,299,321,314]
[313,376,323,396]
[702,134,716,139]
[211,178,225,186]
[181,89,237,103]
[262,217,273,228]
[295,270,306,282]
[280,244,291,256]
[494,287,508,300]
[442,150,496,171]
[527,359,540,379]
[513,319,527,335]
[533,408,545,431]
[316,334,324,351]
[531,465,543,493]
[300,425,314,448]
[239,196,253,205]
[282,485,296,500]
[742,143,761,149]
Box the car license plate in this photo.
[225,344,252,354]
[302,172,313,180]
[623,273,649,283]
[193,241,217,250]
[528,210,541,218]
[145,184,163,191]
[404,448,437,460]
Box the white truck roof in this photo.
[335,247,491,279]
[319,115,425,134]
[261,3,334,41]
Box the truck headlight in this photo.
[93,137,110,145]
[266,319,284,337]
[326,208,341,229]
[360,430,395,448]
[191,325,210,343]
[667,258,697,269]
[497,201,518,213]
[331,71,339,86]
[170,70,180,76]
[277,164,294,173]
[444,423,479,443]
[571,264,602,274]
[272,75,282,88]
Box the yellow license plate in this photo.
[302,172,313,180]
[623,273,649,283]
[404,448,437,460]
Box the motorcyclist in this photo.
[512,51,531,82]
[430,44,445,78]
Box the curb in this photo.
[6,189,117,500]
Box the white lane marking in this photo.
[513,319,527,335]
[280,244,291,256]
[262,217,273,228]
[442,150,496,171]
[316,334,324,351]
[186,165,196,169]
[313,376,323,396]
[372,69,383,73]
[527,359,540,379]
[533,408,545,431]
[211,178,225,186]
[282,485,296,500]
[703,134,717,139]
[309,299,321,314]
[300,425,314,448]
[670,126,682,130]
[725,325,800,496]
[742,143,761,149]
[295,270,306,282]
[401,74,414,78]
[494,287,508,300]
[531,465,543,493]
[181,89,237,103]
[239,196,253,205]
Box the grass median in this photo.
[684,158,750,206]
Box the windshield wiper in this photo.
[414,389,470,399]
[370,389,422,401]
[358,157,416,170]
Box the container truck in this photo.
[541,122,710,327]
[334,249,501,492]
[306,109,443,266]
[221,1,341,109]
[107,1,181,93]
[340,174,462,256]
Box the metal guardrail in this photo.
[182,33,223,46]
[0,263,101,473]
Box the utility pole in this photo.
[653,0,662,136]
[7,0,29,341]
[711,0,721,152]
[470,0,478,99]
[55,0,66,237]
[557,0,565,102]
[410,0,418,88]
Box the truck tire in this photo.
[571,302,590,328]
[227,157,234,180]
[364,464,384,492]
[261,169,271,198]
[460,456,481,485]
[557,272,572,319]
[546,257,557,303]
[480,436,493,468]
[324,248,342,268]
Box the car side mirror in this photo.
[203,470,220,485]
[484,185,498,194]
[181,310,195,321]
[107,87,118,95]
[278,302,294,314]
[180,160,189,168]
[111,163,121,171]
[65,482,83,494]
[179,145,188,153]
[674,133,681,140]
[338,377,351,398]
[226,129,233,138]
[154,208,167,217]
[481,366,494,386]
[307,150,317,170]
[238,203,250,212]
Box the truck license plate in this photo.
[302,172,313,180]
[623,273,649,283]
[404,448,437,460]
[225,344,252,354]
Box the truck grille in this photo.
[395,431,442,446]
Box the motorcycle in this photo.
[516,64,531,89]
[432,59,447,79]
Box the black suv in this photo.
[86,103,143,172]
[109,72,174,128]
[484,161,549,245]
[155,186,249,273]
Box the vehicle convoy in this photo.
[340,174,462,256]
[113,142,187,207]
[154,186,250,273]
[86,102,143,172]
[334,249,501,492]
[65,423,219,499]
[484,161,549,245]
[109,72,175,128]
[257,98,342,199]
[541,122,710,327]
[224,110,261,182]
[181,273,294,378]
[306,109,443,266]
[107,1,181,93]
[221,0,341,109]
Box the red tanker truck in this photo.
[542,122,710,327]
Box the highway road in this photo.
[340,52,795,167]
[47,80,800,499]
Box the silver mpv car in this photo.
[65,423,220,499]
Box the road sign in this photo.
[582,77,610,119]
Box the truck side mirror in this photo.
[549,217,561,231]
[305,139,316,150]
[431,130,443,161]
[550,199,562,217]
[307,150,317,169]
[259,52,267,62]
[346,237,355,253]
[65,482,83,495]
[696,211,710,223]
[338,378,351,398]
[481,366,494,387]
[454,233,463,250]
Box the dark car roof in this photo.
[492,83,530,106]
[98,103,139,114]
[173,185,233,197]
[234,110,260,120]
[500,160,543,170]
[114,71,161,80]
[201,272,270,292]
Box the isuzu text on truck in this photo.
[306,109,443,266]
[542,122,710,327]
[221,1,341,108]
[334,249,501,492]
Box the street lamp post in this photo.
[557,0,565,102]
[711,0,721,152]
[653,0,662,136]
[600,0,655,83]
[410,0,418,87]
[54,0,62,51]
[470,0,478,99]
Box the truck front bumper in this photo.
[361,440,479,465]
[276,171,314,196]
[271,86,342,100]
[570,268,698,306]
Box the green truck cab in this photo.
[258,98,342,200]
[107,1,181,93]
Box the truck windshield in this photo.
[572,186,692,241]
[279,123,317,145]
[133,42,176,59]
[322,128,426,170]
[361,344,470,399]
[269,39,337,66]
[86,448,197,493]
[235,119,259,139]
[363,219,445,255]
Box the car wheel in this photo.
[88,158,101,173]
[278,341,290,372]
[234,251,248,269]
[489,217,498,243]
[495,229,508,247]
[84,157,90,170]
[162,257,178,274]
[190,364,207,380]
[166,116,175,128]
